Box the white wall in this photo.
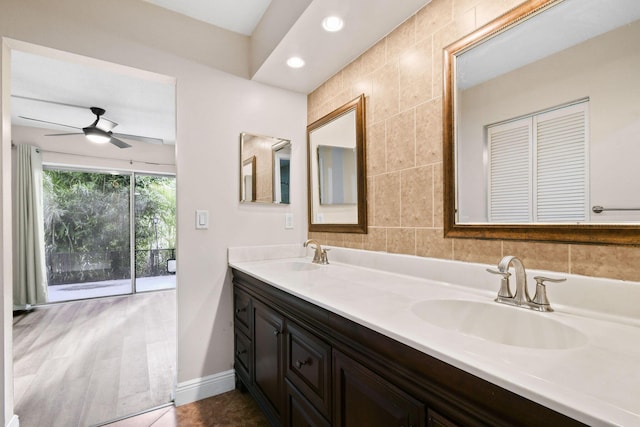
[457,21,640,223]
[1,0,307,421]
[0,41,15,427]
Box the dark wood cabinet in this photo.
[233,287,252,387]
[286,379,331,427]
[333,349,424,427]
[285,320,331,419]
[427,409,459,427]
[232,269,584,427]
[253,300,285,423]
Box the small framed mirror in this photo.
[240,133,291,204]
[307,94,367,233]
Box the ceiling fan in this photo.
[16,96,164,149]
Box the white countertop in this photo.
[228,245,640,426]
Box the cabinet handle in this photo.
[235,349,247,356]
[273,330,281,336]
[235,307,247,314]
[295,358,310,369]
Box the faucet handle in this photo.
[531,276,566,309]
[486,268,513,299]
[486,268,510,278]
[320,248,330,265]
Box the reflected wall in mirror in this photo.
[308,94,366,233]
[317,145,357,205]
[240,133,291,204]
[241,156,256,202]
[444,0,640,244]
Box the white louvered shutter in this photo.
[534,103,588,222]
[487,118,532,222]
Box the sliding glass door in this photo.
[134,174,176,293]
[42,168,175,303]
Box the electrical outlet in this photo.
[285,213,294,229]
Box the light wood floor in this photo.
[13,290,176,427]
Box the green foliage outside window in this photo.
[43,170,176,285]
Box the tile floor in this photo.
[103,389,269,427]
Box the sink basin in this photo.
[411,299,587,350]
[268,261,322,272]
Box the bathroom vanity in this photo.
[233,268,581,426]
[228,245,640,426]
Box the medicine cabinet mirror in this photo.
[240,133,291,204]
[444,0,640,244]
[307,94,367,233]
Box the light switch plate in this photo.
[196,210,209,229]
[285,213,294,229]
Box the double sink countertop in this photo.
[228,244,640,427]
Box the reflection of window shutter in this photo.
[487,100,588,223]
[534,103,588,222]
[488,119,532,222]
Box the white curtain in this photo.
[14,144,47,307]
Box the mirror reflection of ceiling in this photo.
[456,0,640,90]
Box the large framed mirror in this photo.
[240,133,291,204]
[307,94,367,233]
[444,0,640,245]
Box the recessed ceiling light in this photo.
[286,57,305,68]
[322,16,344,32]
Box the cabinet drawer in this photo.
[286,379,331,427]
[427,409,459,427]
[234,330,252,385]
[234,288,252,336]
[285,320,331,419]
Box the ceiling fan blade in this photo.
[97,117,118,132]
[19,116,81,130]
[112,132,163,145]
[45,133,83,136]
[12,95,91,110]
[109,137,132,149]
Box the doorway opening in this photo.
[43,168,176,303]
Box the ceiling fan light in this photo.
[83,127,111,144]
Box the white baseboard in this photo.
[174,369,236,406]
[6,414,19,427]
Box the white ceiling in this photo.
[141,0,272,36]
[11,50,177,146]
[10,0,431,146]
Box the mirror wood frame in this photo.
[443,0,640,245]
[307,94,367,234]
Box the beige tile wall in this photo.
[307,0,640,282]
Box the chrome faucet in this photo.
[487,256,565,312]
[303,239,329,265]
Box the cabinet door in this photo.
[333,350,425,427]
[254,300,285,421]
